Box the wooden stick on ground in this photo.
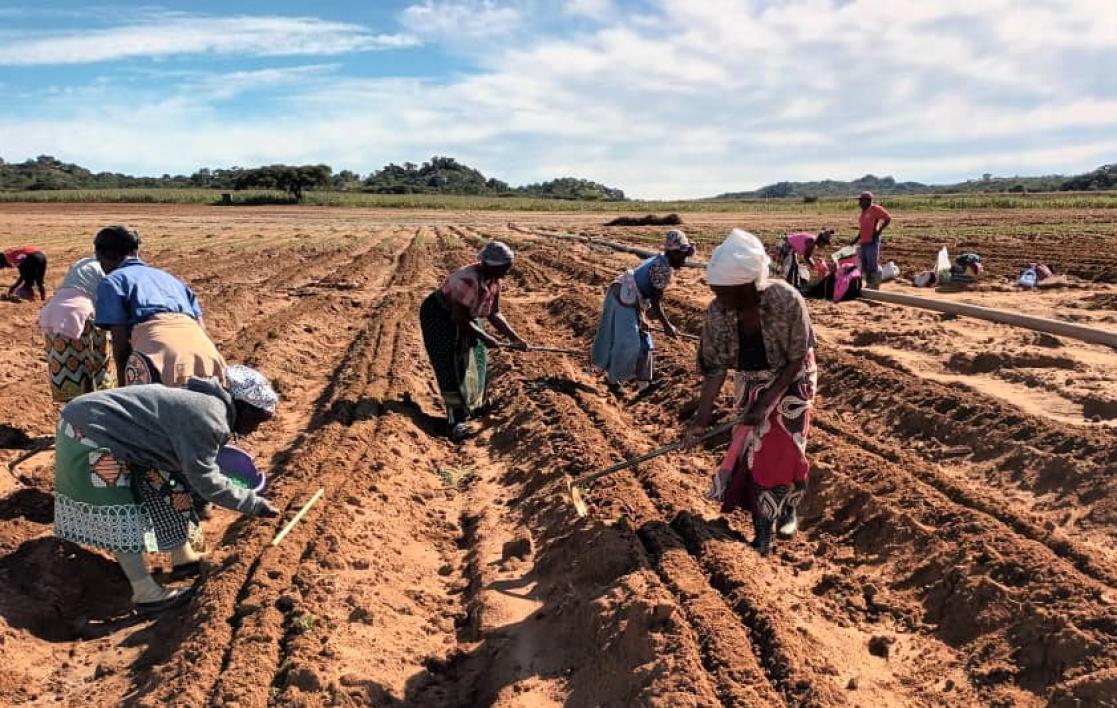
[271,487,325,547]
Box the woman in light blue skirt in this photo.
[592,230,694,391]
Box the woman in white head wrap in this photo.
[37,256,112,401]
[591,229,695,393]
[419,240,531,441]
[684,229,817,555]
[53,365,279,613]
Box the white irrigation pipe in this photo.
[862,290,1117,349]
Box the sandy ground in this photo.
[0,204,1115,707]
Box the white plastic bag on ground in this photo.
[881,261,900,281]
[935,246,952,283]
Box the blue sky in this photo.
[1,0,1115,198]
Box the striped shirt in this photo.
[441,263,501,319]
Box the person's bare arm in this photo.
[450,303,501,348]
[688,371,726,431]
[488,312,527,349]
[649,293,677,337]
[110,326,131,387]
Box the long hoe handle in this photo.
[653,327,701,341]
[497,342,583,356]
[527,346,584,355]
[7,440,55,481]
[573,418,738,487]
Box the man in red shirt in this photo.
[1,247,48,301]
[849,191,891,288]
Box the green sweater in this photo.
[60,378,266,515]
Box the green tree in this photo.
[332,169,361,190]
[233,164,332,201]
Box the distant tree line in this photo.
[0,155,627,202]
[6,154,1111,202]
[714,166,1117,200]
[359,156,624,200]
[1061,164,1117,191]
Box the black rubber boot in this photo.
[751,516,774,555]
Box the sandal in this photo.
[449,422,475,442]
[634,380,664,398]
[167,562,202,582]
[134,586,195,616]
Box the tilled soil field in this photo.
[0,204,1115,707]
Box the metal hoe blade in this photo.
[565,475,590,518]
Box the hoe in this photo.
[564,418,740,517]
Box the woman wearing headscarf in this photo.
[684,229,817,555]
[53,365,279,613]
[420,240,529,440]
[776,228,834,291]
[92,225,225,388]
[592,230,695,392]
[37,256,112,402]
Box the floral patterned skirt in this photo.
[53,419,200,553]
[707,352,817,516]
[45,323,112,402]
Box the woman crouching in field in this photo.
[685,229,817,555]
[419,241,530,441]
[1,246,48,301]
[38,256,112,401]
[53,365,279,613]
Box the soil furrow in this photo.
[128,232,422,705]
[2,207,1115,707]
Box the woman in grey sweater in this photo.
[54,365,280,613]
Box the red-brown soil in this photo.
[0,204,1114,707]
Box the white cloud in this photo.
[398,1,523,40]
[563,0,615,20]
[2,0,1116,197]
[0,14,418,65]
[189,65,342,102]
